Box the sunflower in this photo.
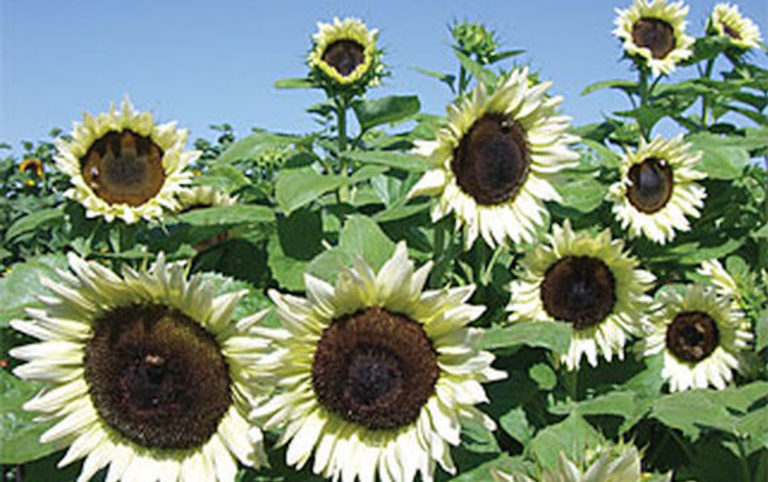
[308,17,381,88]
[19,158,44,178]
[607,135,706,244]
[613,0,694,76]
[638,284,753,392]
[54,97,199,224]
[709,3,763,50]
[407,68,580,250]
[10,253,269,482]
[491,445,666,482]
[251,242,506,482]
[697,258,741,305]
[177,185,238,212]
[507,221,655,370]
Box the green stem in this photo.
[701,58,715,129]
[669,429,695,462]
[637,67,651,141]
[474,240,488,287]
[564,368,579,401]
[458,66,467,96]
[738,438,752,482]
[337,98,348,155]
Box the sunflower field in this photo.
[1,1,768,481]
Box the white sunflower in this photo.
[607,135,706,244]
[613,0,694,76]
[251,242,506,482]
[697,258,741,306]
[507,221,655,370]
[638,284,753,392]
[10,253,269,482]
[407,67,580,250]
[491,445,668,482]
[308,17,381,87]
[177,185,238,211]
[709,3,763,50]
[54,97,199,224]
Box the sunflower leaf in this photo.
[553,172,608,213]
[527,413,604,469]
[0,254,68,328]
[273,77,316,89]
[580,79,637,97]
[352,95,421,131]
[686,133,750,180]
[175,204,275,226]
[215,131,300,165]
[345,150,426,172]
[275,167,347,214]
[5,207,65,241]
[481,323,572,354]
[0,371,66,464]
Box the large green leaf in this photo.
[527,413,604,468]
[352,95,421,131]
[175,204,275,226]
[549,390,651,435]
[0,254,68,328]
[686,133,750,180]
[5,207,65,241]
[307,215,396,282]
[554,173,608,213]
[345,150,427,172]
[580,79,637,96]
[275,167,347,214]
[481,323,572,354]
[0,371,66,464]
[266,209,324,291]
[273,77,315,89]
[215,131,300,164]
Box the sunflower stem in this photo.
[700,58,715,129]
[458,66,468,96]
[637,66,651,141]
[668,429,694,462]
[738,437,752,482]
[335,96,350,203]
[564,368,579,401]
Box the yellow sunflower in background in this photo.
[491,445,667,482]
[709,3,763,50]
[55,97,199,223]
[408,68,580,250]
[252,242,506,482]
[607,135,706,244]
[613,0,694,76]
[507,221,655,370]
[309,17,381,87]
[10,254,269,482]
[637,284,753,392]
[177,185,238,212]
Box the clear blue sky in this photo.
[1,0,766,148]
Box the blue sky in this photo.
[1,0,766,148]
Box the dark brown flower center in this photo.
[666,311,719,363]
[84,304,231,449]
[452,113,530,206]
[722,23,742,40]
[81,130,166,207]
[540,256,616,330]
[322,40,365,77]
[312,307,438,430]
[631,18,676,59]
[626,157,674,214]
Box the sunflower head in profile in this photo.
[54,98,199,224]
[708,3,763,51]
[308,17,383,91]
[607,135,706,244]
[252,242,506,482]
[491,444,668,482]
[408,68,580,250]
[638,284,753,392]
[613,0,694,76]
[10,254,269,482]
[507,221,655,370]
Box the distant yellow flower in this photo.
[55,97,199,223]
[309,17,381,87]
[19,158,44,178]
[709,3,762,50]
[613,0,694,76]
